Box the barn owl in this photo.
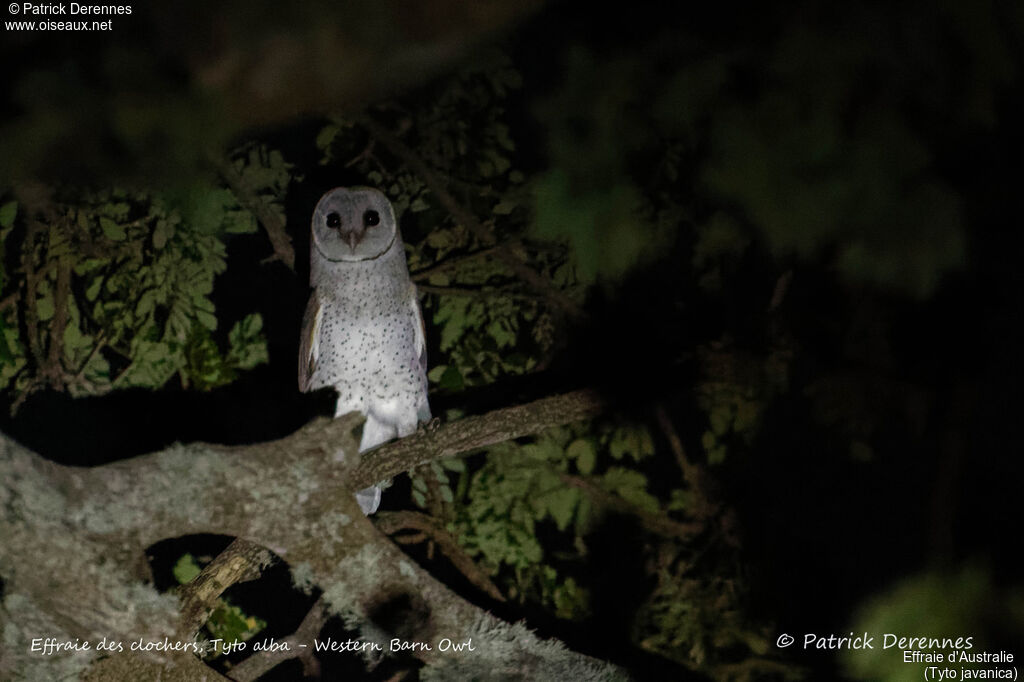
[299,187,430,514]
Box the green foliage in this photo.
[172,553,203,584]
[0,145,288,403]
[528,1,1020,296]
[696,340,791,465]
[446,422,660,619]
[690,212,751,293]
[843,565,1024,681]
[665,7,1006,297]
[172,553,267,655]
[531,47,670,283]
[0,201,16,229]
[633,543,772,679]
[204,602,267,652]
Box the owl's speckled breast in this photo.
[313,296,424,405]
[308,239,428,437]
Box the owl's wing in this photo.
[298,289,322,392]
[410,286,428,375]
[409,285,431,423]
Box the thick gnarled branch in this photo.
[0,390,624,681]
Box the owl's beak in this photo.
[341,228,363,252]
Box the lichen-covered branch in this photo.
[0,390,624,681]
[350,389,605,489]
[176,539,275,641]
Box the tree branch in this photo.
[227,597,328,682]
[175,538,275,641]
[559,473,702,541]
[376,510,505,602]
[350,389,605,488]
[0,390,624,681]
[218,157,295,270]
[43,257,72,389]
[410,245,503,282]
[416,283,536,301]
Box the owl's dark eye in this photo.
[326,212,341,228]
[363,210,380,227]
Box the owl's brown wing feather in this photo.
[410,284,431,423]
[298,289,322,392]
[410,284,427,375]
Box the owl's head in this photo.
[311,187,398,262]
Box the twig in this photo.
[9,378,41,415]
[176,538,275,641]
[416,283,536,301]
[768,270,793,312]
[712,657,805,681]
[66,331,107,392]
[20,221,46,370]
[410,245,503,282]
[559,473,702,541]
[356,115,585,320]
[0,291,18,312]
[376,510,506,602]
[218,157,295,270]
[344,138,379,168]
[654,405,717,520]
[43,258,72,389]
[228,596,328,682]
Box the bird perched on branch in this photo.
[299,187,430,514]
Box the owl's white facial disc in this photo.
[311,187,398,262]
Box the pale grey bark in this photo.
[0,390,625,681]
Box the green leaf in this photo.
[36,288,55,322]
[566,439,597,475]
[668,488,694,512]
[428,364,449,383]
[196,309,217,331]
[438,365,464,391]
[315,123,340,150]
[0,201,17,229]
[205,601,266,647]
[602,466,659,513]
[441,457,466,473]
[546,487,580,531]
[227,314,268,370]
[85,276,103,302]
[172,553,201,584]
[100,217,126,241]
